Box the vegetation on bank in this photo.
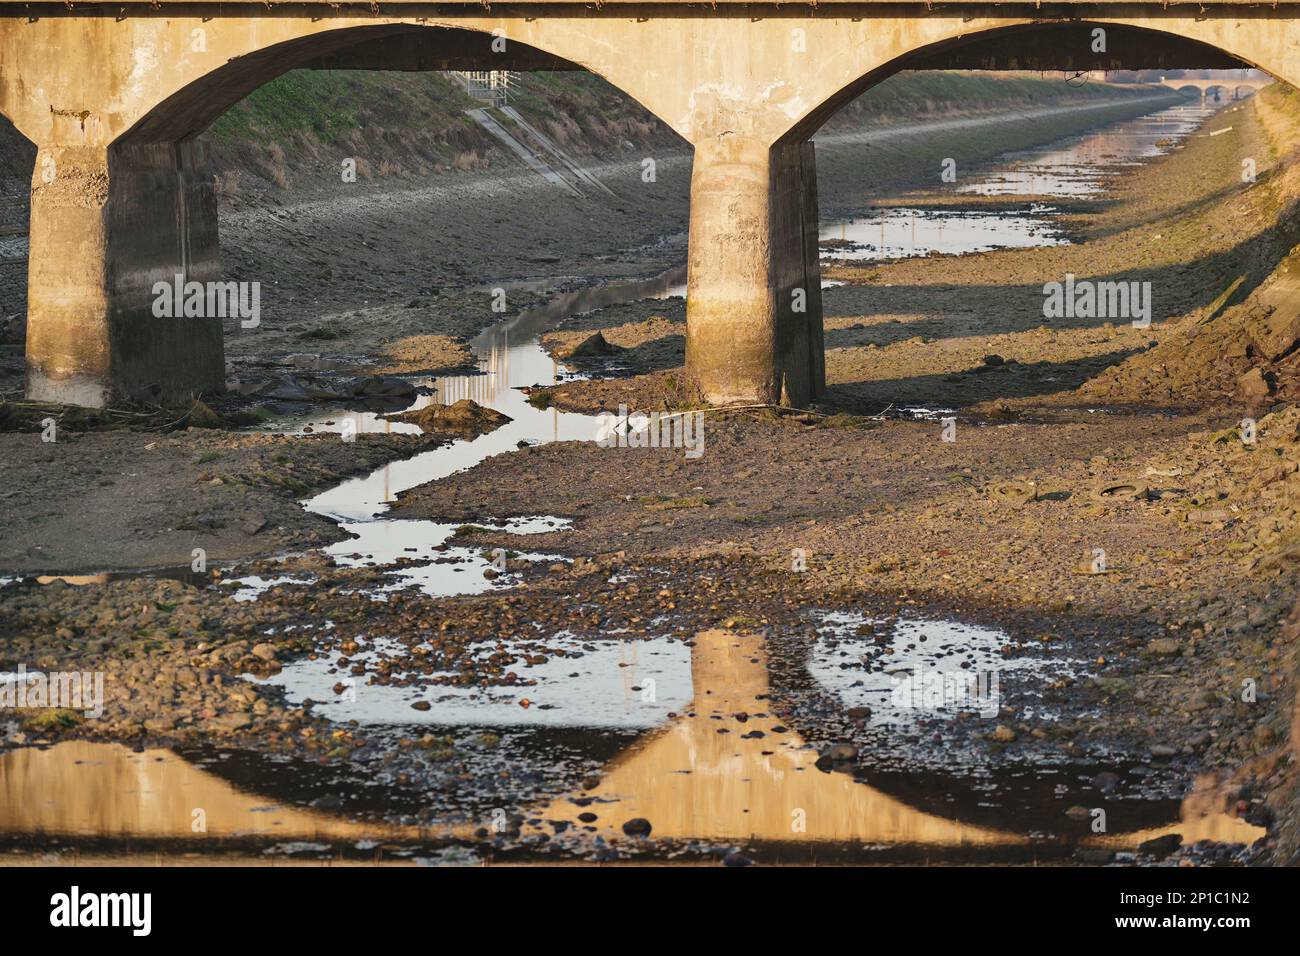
[828,70,1165,128]
[198,68,1166,193]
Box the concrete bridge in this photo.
[1158,73,1273,100]
[3,4,1299,408]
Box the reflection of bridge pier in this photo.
[526,631,1265,851]
[531,630,1023,846]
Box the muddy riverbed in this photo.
[2,91,1297,866]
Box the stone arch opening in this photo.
[782,21,1256,146]
[751,20,1292,413]
[117,24,590,147]
[26,21,680,406]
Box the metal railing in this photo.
[452,71,519,107]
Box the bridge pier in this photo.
[25,142,225,406]
[685,138,824,407]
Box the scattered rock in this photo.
[208,713,252,732]
[1235,367,1274,403]
[1091,771,1121,793]
[1136,833,1182,859]
[622,818,653,838]
[1147,637,1182,657]
[348,375,418,403]
[241,515,269,536]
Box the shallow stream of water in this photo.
[820,101,1217,260]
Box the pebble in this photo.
[1148,637,1182,656]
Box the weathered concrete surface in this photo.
[2,9,1299,404]
[25,142,224,404]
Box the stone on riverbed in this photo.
[385,398,511,438]
[561,332,623,359]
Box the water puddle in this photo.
[252,632,693,728]
[808,610,1087,728]
[0,628,1264,863]
[820,206,1066,261]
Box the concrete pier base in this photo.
[25,142,225,405]
[685,139,824,407]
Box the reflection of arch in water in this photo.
[532,630,1019,847]
[528,630,1264,856]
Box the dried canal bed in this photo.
[0,99,1276,864]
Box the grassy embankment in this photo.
[200,69,1171,193]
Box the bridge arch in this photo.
[15,15,686,405]
[679,14,1300,407]
[12,9,1300,408]
[779,21,1262,146]
[116,21,672,147]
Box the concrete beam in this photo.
[301,28,582,72]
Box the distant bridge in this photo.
[3,4,1299,408]
[1158,74,1273,100]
